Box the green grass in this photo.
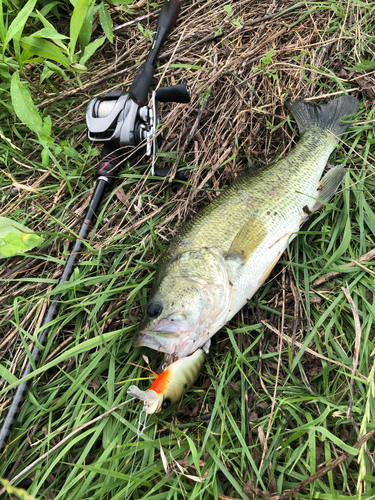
[0,0,375,499]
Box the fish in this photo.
[127,348,205,413]
[133,95,359,362]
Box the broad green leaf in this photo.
[39,1,60,17]
[5,233,28,251]
[40,60,69,83]
[21,233,43,249]
[32,28,69,41]
[62,146,81,159]
[99,2,113,43]
[41,148,50,167]
[0,73,11,84]
[0,216,43,258]
[0,1,5,44]
[0,62,12,82]
[35,8,57,30]
[351,59,375,71]
[80,36,105,65]
[3,0,38,53]
[10,71,44,136]
[32,28,69,50]
[79,4,95,52]
[69,0,90,59]
[0,243,20,258]
[13,37,22,67]
[20,36,70,69]
[43,115,52,137]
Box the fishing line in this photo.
[124,402,148,500]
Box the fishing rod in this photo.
[0,0,191,452]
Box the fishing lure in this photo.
[128,348,205,414]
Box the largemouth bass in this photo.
[134,96,358,361]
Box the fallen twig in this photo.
[270,429,375,500]
[313,248,375,286]
[261,320,367,380]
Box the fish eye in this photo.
[147,302,163,318]
[162,398,171,410]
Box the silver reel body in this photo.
[86,84,191,177]
[86,91,153,147]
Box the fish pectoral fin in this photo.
[201,338,211,354]
[227,217,267,264]
[311,165,346,212]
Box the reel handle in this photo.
[155,84,191,103]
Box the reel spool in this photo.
[94,99,117,118]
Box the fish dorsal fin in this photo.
[227,217,267,264]
[311,165,346,212]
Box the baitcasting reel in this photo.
[86,84,191,179]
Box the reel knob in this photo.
[155,84,191,103]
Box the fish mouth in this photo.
[133,326,204,360]
[133,330,179,354]
[134,316,194,356]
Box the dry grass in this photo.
[0,0,375,499]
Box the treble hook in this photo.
[137,403,148,437]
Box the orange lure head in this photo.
[128,348,205,414]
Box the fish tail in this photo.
[285,95,358,139]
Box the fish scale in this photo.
[175,133,332,250]
[134,96,359,361]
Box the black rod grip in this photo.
[156,0,180,35]
[147,0,181,67]
[134,0,181,98]
[155,84,191,103]
[129,62,155,106]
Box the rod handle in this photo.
[131,0,181,103]
[146,0,181,67]
[155,0,180,36]
[129,62,155,106]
